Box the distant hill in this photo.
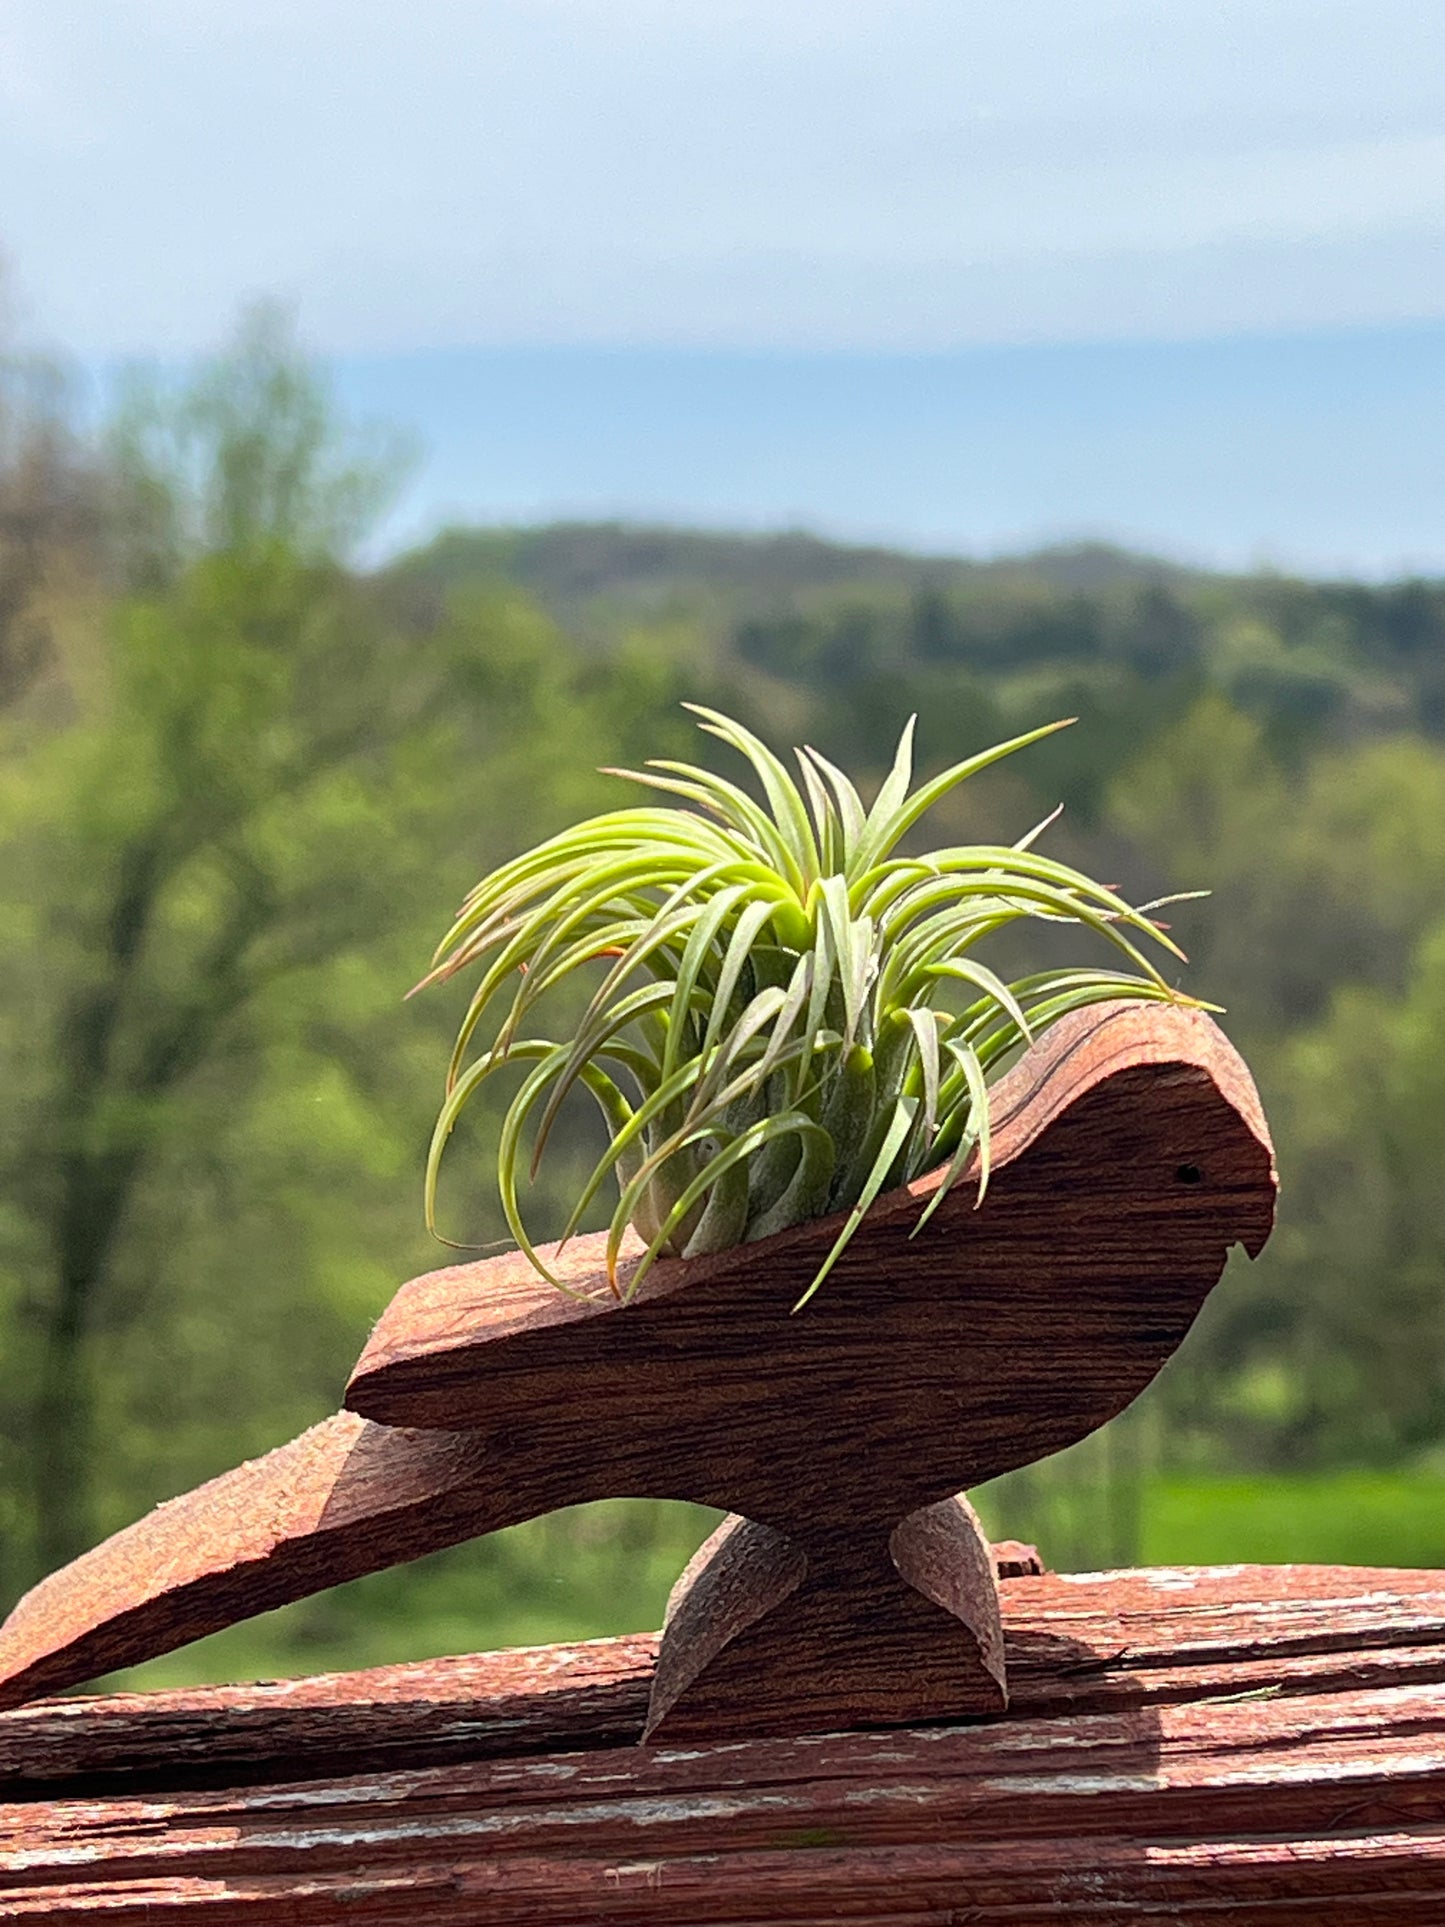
[383,522,1195,628]
[381,521,1445,778]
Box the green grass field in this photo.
[1140,1470,1445,1570]
[106,1467,1444,1696]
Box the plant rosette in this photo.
[421,706,1204,1308]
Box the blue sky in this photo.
[3,1,1443,573]
[336,329,1445,578]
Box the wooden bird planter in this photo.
[0,1001,1277,1745]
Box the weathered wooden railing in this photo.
[4,1563,1445,1920]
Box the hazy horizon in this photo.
[326,322,1445,582]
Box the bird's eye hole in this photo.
[1176,1163,1203,1185]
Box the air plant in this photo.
[421,706,1202,1308]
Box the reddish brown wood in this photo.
[1,1566,1444,1922]
[7,1564,1445,1797]
[0,1004,1276,1741]
[646,1495,1007,1740]
[0,1415,493,1713]
[991,1537,1046,1577]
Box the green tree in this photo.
[1108,696,1445,1468]
[1221,924,1445,1463]
[0,316,602,1582]
[1109,696,1445,1036]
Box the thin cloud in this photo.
[1,0,1441,353]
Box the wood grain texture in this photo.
[0,1004,1277,1739]
[8,1565,1445,1798]
[645,1495,1007,1740]
[0,1416,493,1713]
[2,1566,1444,1922]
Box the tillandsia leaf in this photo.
[565,1050,723,1253]
[792,1095,919,1312]
[851,714,916,875]
[902,1006,945,1136]
[913,1039,992,1236]
[530,978,707,1179]
[684,704,822,886]
[441,851,717,1077]
[856,718,1077,881]
[604,762,799,885]
[802,892,836,1054]
[866,846,1186,951]
[426,809,737,957]
[794,748,841,877]
[820,1042,877,1204]
[660,881,751,1083]
[564,879,719,1044]
[682,985,794,1133]
[1012,972,1214,1033]
[423,705,1208,1306]
[800,742,868,861]
[878,883,1178,1011]
[745,1115,837,1243]
[816,874,873,1050]
[751,951,816,1089]
[681,1151,752,1259]
[622,1017,817,1236]
[1013,801,1066,853]
[618,1109,829,1298]
[924,959,1035,1044]
[828,1012,913,1206]
[702,898,787,1059]
[425,1040,634,1299]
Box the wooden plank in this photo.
[2,1566,1445,1920]
[5,1564,1445,1795]
[0,1637,660,1796]
[2,1686,1444,1920]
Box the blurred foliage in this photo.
[0,315,717,1591]
[2,310,1444,1681]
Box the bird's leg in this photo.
[644,1494,1007,1742]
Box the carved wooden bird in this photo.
[0,1003,1275,1740]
